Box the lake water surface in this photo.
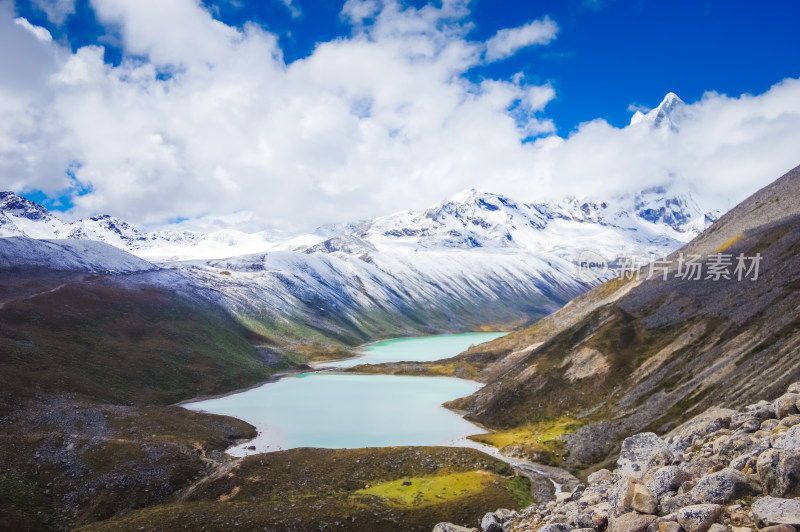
[315,332,508,369]
[183,332,506,455]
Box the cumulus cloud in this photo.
[0,0,798,233]
[0,0,558,230]
[484,16,559,62]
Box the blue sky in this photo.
[2,0,800,231]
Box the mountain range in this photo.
[1,185,716,345]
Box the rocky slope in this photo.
[436,380,800,532]
[441,164,800,469]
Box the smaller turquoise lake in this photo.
[183,332,507,455]
[315,332,508,369]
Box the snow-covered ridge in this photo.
[0,237,156,273]
[0,192,275,261]
[298,187,717,266]
[1,186,716,265]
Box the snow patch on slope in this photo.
[0,237,157,273]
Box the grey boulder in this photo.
[618,433,673,480]
[752,497,800,526]
[774,425,800,451]
[676,504,721,532]
[691,468,761,504]
[757,448,800,497]
[610,512,657,532]
[433,523,478,532]
[646,466,692,499]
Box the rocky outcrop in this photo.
[441,381,800,532]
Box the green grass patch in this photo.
[354,471,493,506]
[506,475,534,507]
[468,416,581,465]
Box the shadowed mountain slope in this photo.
[0,240,295,531]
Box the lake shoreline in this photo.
[174,367,321,406]
[179,333,518,461]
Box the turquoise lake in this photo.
[183,332,506,455]
[315,332,508,369]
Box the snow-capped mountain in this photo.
[288,187,717,265]
[630,92,684,129]
[160,187,716,341]
[0,192,275,261]
[0,186,716,266]
[0,187,718,343]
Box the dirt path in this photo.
[0,282,70,310]
[174,457,243,502]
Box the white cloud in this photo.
[13,17,53,42]
[31,0,75,25]
[88,0,249,69]
[0,0,798,234]
[515,78,800,211]
[484,16,559,62]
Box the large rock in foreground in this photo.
[752,497,800,527]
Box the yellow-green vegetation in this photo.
[291,343,357,362]
[75,447,530,532]
[469,416,582,466]
[347,360,482,379]
[354,471,492,506]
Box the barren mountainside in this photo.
[446,163,800,467]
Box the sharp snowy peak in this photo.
[60,215,146,248]
[630,92,685,129]
[0,191,66,238]
[363,189,539,250]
